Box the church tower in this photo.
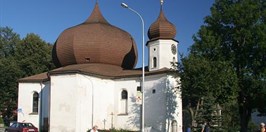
[147,1,178,71]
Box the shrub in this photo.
[0,117,4,124]
[0,116,4,127]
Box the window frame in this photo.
[153,57,157,68]
[32,92,39,113]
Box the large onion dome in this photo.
[52,3,138,69]
[148,7,176,40]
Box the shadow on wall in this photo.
[127,95,141,130]
[165,79,178,131]
[126,78,179,131]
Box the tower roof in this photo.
[85,2,108,24]
[52,3,138,69]
[148,6,176,40]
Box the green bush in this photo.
[0,117,4,124]
[0,116,4,127]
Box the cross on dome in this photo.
[160,0,164,5]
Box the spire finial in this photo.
[160,0,164,5]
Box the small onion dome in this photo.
[148,8,176,40]
[52,3,138,69]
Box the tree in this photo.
[179,55,238,130]
[15,33,54,77]
[0,27,20,57]
[0,27,21,122]
[179,0,266,131]
[0,28,55,124]
[0,57,22,122]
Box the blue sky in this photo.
[0,0,214,68]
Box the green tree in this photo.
[0,28,55,123]
[179,55,238,130]
[179,0,266,131]
[0,27,20,57]
[0,27,21,122]
[0,57,22,121]
[15,33,54,77]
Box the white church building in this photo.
[17,2,182,132]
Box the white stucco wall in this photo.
[49,74,79,132]
[167,75,182,132]
[85,75,115,130]
[39,81,50,130]
[144,74,167,131]
[143,74,182,132]
[18,72,182,132]
[112,73,182,132]
[18,81,49,129]
[114,78,141,131]
[50,74,117,132]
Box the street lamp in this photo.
[121,3,145,132]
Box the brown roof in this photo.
[18,63,170,82]
[18,72,49,82]
[52,3,138,69]
[148,7,176,40]
[49,63,170,78]
[85,1,108,24]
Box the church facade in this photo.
[17,2,182,132]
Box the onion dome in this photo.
[52,3,138,69]
[148,7,176,40]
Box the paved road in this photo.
[0,127,4,132]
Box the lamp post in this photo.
[121,3,145,132]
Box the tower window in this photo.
[153,57,157,68]
[32,92,39,113]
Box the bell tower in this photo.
[147,1,178,71]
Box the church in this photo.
[17,1,182,132]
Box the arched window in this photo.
[153,57,157,68]
[121,90,128,99]
[120,90,128,114]
[32,92,39,113]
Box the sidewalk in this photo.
[0,127,4,132]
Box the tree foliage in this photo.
[15,33,54,77]
[179,0,266,131]
[0,27,54,123]
[0,27,20,57]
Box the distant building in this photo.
[17,2,182,132]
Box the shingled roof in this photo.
[52,3,138,69]
[148,6,176,41]
[18,63,171,82]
